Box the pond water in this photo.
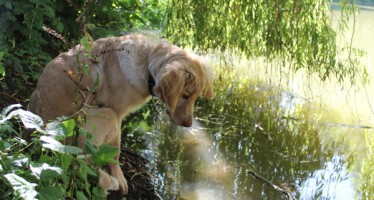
[129,6,374,200]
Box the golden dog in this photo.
[28,34,214,195]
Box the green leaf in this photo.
[84,165,97,177]
[83,63,90,76]
[60,154,72,171]
[79,126,93,140]
[0,52,4,77]
[0,51,5,60]
[30,163,63,180]
[88,73,100,93]
[92,187,106,199]
[41,136,82,154]
[18,110,44,131]
[13,6,23,15]
[4,173,38,200]
[84,140,97,155]
[41,136,65,153]
[80,36,92,52]
[4,2,12,9]
[76,191,88,200]
[0,63,5,77]
[45,121,65,138]
[40,168,62,180]
[1,104,21,117]
[61,119,76,137]
[2,109,44,132]
[56,22,64,33]
[65,145,84,155]
[39,186,64,200]
[92,144,119,166]
[139,120,151,132]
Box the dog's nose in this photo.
[182,119,192,127]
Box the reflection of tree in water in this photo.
[149,78,355,199]
[197,79,354,199]
[150,118,185,199]
[358,133,374,199]
[215,126,353,199]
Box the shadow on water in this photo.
[133,76,373,200]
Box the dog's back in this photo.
[28,47,90,121]
[28,34,153,122]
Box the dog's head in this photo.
[152,51,214,127]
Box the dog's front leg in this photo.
[108,127,128,194]
[81,108,128,194]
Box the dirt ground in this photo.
[0,92,160,200]
[107,148,160,200]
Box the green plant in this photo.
[0,0,165,100]
[0,104,122,199]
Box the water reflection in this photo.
[147,120,237,200]
[299,156,353,200]
[136,82,366,199]
[130,5,374,200]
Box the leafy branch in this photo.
[0,104,119,199]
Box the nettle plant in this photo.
[0,104,118,200]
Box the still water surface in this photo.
[133,6,374,200]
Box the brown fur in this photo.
[28,34,214,194]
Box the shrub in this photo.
[0,104,121,199]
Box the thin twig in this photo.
[130,172,147,181]
[247,169,294,200]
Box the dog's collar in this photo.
[148,72,156,96]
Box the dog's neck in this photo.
[148,72,156,96]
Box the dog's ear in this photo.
[202,63,214,99]
[155,68,184,112]
[203,83,214,99]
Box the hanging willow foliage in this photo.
[163,0,368,84]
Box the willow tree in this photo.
[163,0,367,84]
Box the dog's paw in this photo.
[108,176,120,191]
[98,169,120,191]
[111,166,128,194]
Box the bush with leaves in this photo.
[0,104,124,199]
[0,0,165,100]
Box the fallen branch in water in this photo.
[247,169,294,200]
[320,123,374,130]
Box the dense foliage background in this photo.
[0,0,165,105]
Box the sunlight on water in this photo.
[318,8,374,125]
[299,156,354,200]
